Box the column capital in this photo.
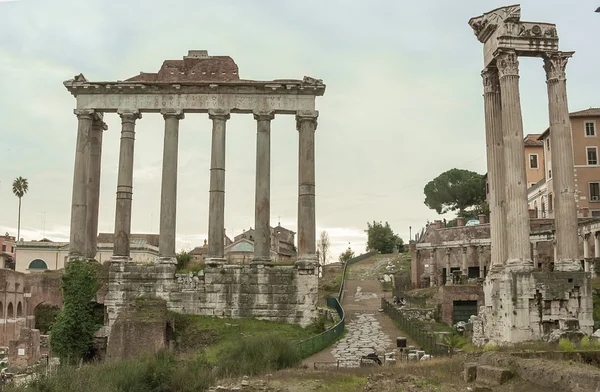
[253,110,275,122]
[461,247,467,254]
[117,109,142,124]
[584,233,591,240]
[495,49,519,78]
[481,67,500,94]
[478,246,484,253]
[91,119,108,131]
[446,248,451,255]
[208,108,230,120]
[543,51,574,82]
[73,109,95,120]
[296,110,319,131]
[161,108,184,120]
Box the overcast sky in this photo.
[0,1,598,261]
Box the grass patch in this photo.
[170,312,316,357]
[314,375,367,392]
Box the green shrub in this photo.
[558,338,575,352]
[580,336,592,349]
[443,334,469,349]
[216,334,301,377]
[307,317,327,335]
[50,260,102,364]
[483,342,499,352]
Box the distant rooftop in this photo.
[570,108,600,118]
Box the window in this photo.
[546,138,550,151]
[28,259,48,270]
[548,194,554,212]
[592,210,600,217]
[529,154,538,169]
[590,182,600,202]
[548,169,552,179]
[1,245,4,252]
[585,121,596,137]
[587,147,598,165]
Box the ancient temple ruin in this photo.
[469,5,593,343]
[63,51,325,329]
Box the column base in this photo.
[251,256,273,266]
[111,255,132,263]
[158,256,177,265]
[505,258,533,273]
[555,259,582,272]
[295,255,318,269]
[205,257,225,267]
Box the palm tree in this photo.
[12,177,29,242]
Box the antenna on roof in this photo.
[278,216,281,226]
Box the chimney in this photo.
[457,217,465,227]
[478,214,487,224]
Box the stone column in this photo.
[461,247,468,277]
[206,109,230,264]
[112,110,141,261]
[478,246,485,278]
[532,242,539,269]
[445,248,452,285]
[295,110,319,267]
[544,51,580,271]
[594,232,600,277]
[252,110,275,265]
[482,67,507,272]
[496,49,532,271]
[158,109,183,263]
[85,116,107,260]
[69,109,94,260]
[583,234,590,272]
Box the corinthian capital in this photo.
[495,49,519,78]
[73,109,95,120]
[253,110,275,122]
[208,108,230,121]
[481,67,500,94]
[543,51,574,82]
[161,109,185,120]
[295,110,318,131]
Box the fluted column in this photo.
[295,110,319,267]
[252,110,275,265]
[496,49,532,271]
[482,67,507,273]
[544,51,580,271]
[445,248,452,285]
[69,109,94,260]
[85,116,107,260]
[532,242,539,269]
[159,109,183,263]
[207,109,230,264]
[112,109,141,260]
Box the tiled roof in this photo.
[570,108,600,117]
[524,139,543,147]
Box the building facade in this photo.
[0,234,16,269]
[527,108,600,218]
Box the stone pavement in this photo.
[330,312,393,367]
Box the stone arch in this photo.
[16,302,22,318]
[28,259,48,270]
[33,302,60,334]
[7,302,13,318]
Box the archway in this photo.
[16,302,22,318]
[34,303,60,334]
[28,259,48,271]
[7,303,13,318]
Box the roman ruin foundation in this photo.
[64,51,325,328]
[469,5,593,343]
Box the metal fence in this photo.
[381,298,454,357]
[297,251,377,358]
[297,296,345,358]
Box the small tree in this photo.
[316,231,330,265]
[339,248,355,263]
[365,221,402,254]
[12,176,29,242]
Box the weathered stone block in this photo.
[464,362,478,382]
[476,365,513,386]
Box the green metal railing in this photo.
[297,297,345,357]
[381,298,454,357]
[297,251,377,358]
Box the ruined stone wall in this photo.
[104,262,319,329]
[480,271,593,345]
